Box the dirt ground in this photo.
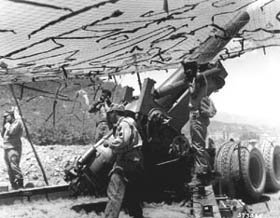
[0,139,280,218]
[0,196,190,218]
[0,138,91,187]
[0,193,279,218]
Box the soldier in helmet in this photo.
[104,104,144,218]
[89,89,112,142]
[1,110,24,189]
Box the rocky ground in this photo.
[0,196,190,218]
[0,138,91,187]
[0,138,280,218]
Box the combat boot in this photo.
[14,178,24,189]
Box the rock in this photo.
[32,175,39,180]
[24,182,35,188]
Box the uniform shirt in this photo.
[109,116,143,176]
[110,117,142,153]
[190,96,216,127]
[3,119,23,149]
[188,78,216,118]
[98,101,111,122]
[89,100,111,122]
[199,96,216,118]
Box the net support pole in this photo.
[133,54,142,91]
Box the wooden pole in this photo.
[136,72,142,91]
[9,84,49,186]
[133,54,142,91]
[112,75,118,85]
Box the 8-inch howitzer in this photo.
[64,11,250,198]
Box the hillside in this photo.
[182,114,280,145]
[0,79,128,145]
[210,112,280,142]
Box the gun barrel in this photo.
[191,11,250,64]
[78,131,113,165]
[155,11,250,109]
[167,63,227,130]
[154,79,187,99]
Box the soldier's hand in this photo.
[103,140,110,148]
[4,122,10,129]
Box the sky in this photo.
[117,47,280,127]
[213,47,280,126]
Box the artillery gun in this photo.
[64,59,227,197]
[65,10,269,204]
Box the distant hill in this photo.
[209,113,280,142]
[214,111,248,124]
[208,120,261,141]
[182,111,280,143]
[213,111,280,129]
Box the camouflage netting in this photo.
[0,0,280,84]
[0,0,279,143]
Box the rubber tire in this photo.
[238,142,266,201]
[214,140,236,176]
[214,140,239,198]
[214,140,266,201]
[258,141,280,192]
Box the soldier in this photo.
[188,74,222,185]
[89,89,112,142]
[104,104,144,218]
[1,110,24,189]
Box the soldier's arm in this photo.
[104,100,112,112]
[110,121,132,152]
[1,117,7,138]
[88,101,103,113]
[200,97,217,118]
[209,98,217,117]
[6,120,22,136]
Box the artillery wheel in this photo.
[214,140,266,202]
[258,140,280,192]
[238,143,266,201]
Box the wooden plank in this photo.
[0,184,70,205]
[193,185,221,218]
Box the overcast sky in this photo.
[118,47,280,127]
[213,47,280,126]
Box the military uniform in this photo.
[190,96,216,176]
[95,101,111,142]
[2,118,24,189]
[104,116,144,218]
[89,97,111,142]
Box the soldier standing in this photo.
[188,74,220,185]
[89,89,112,142]
[104,104,144,218]
[1,110,24,189]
